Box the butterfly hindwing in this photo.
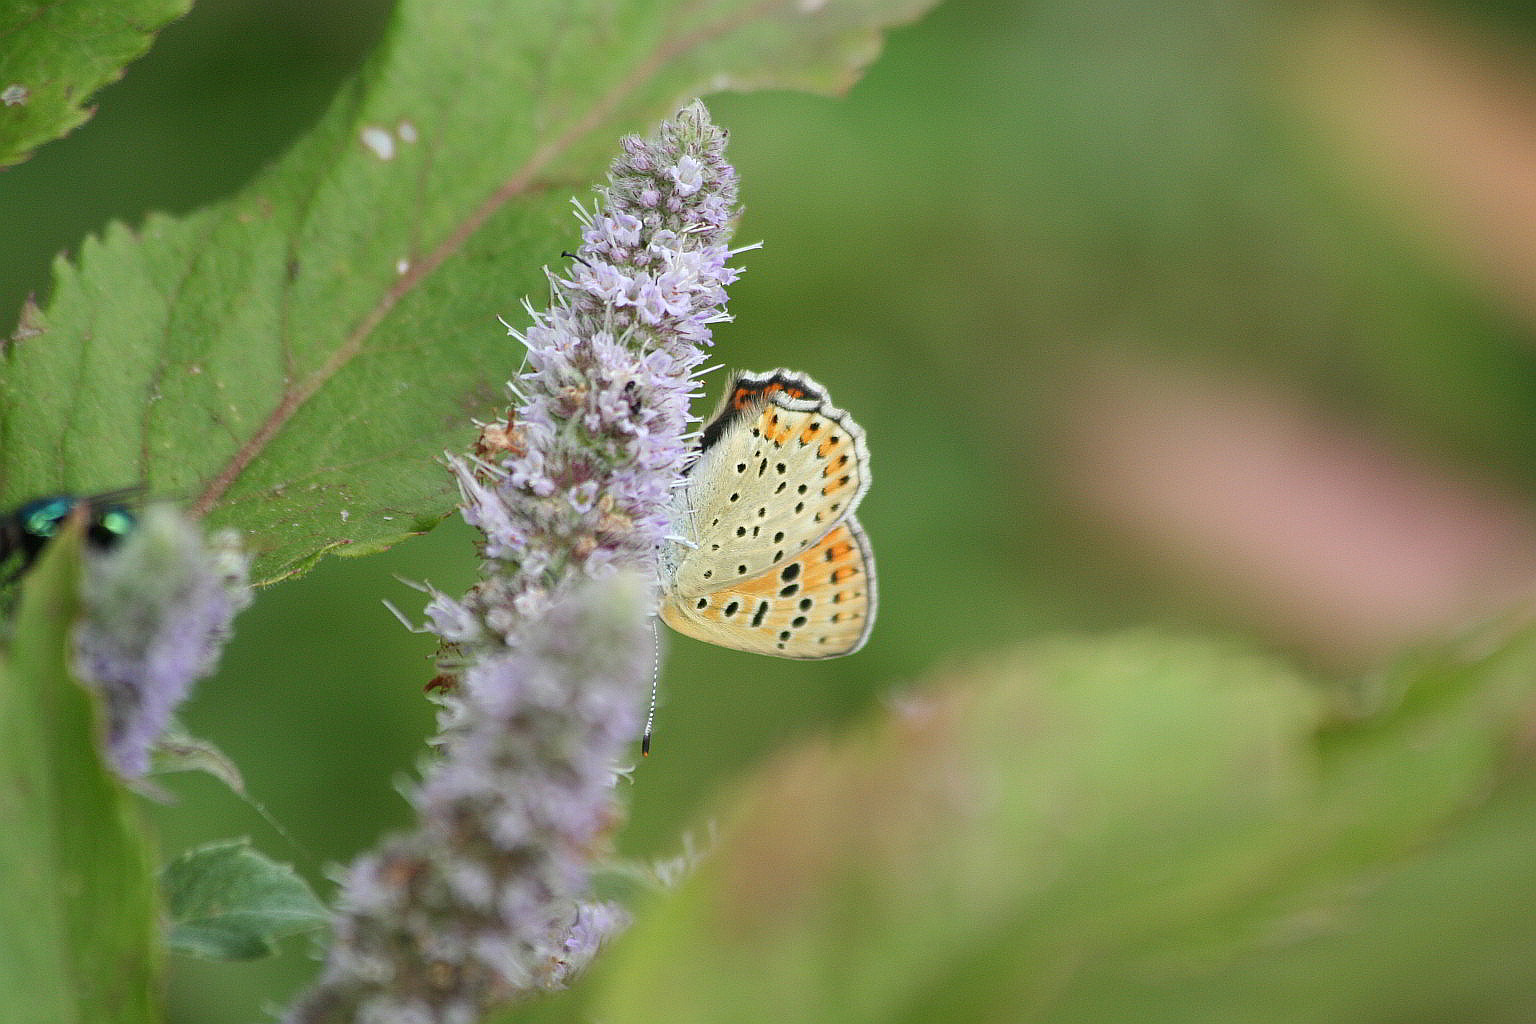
[660,517,876,657]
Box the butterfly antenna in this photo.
[642,619,660,756]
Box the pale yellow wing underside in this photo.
[661,518,875,658]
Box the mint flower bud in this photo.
[72,504,251,778]
[288,101,743,1022]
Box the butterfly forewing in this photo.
[670,385,869,598]
[661,517,875,657]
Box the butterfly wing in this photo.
[660,517,876,657]
[660,369,877,658]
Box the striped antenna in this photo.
[642,620,660,755]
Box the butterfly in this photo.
[659,369,876,658]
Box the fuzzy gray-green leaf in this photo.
[163,838,327,961]
[580,630,1536,1024]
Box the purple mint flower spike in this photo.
[287,575,650,1024]
[72,504,251,779]
[444,99,743,638]
[288,100,745,1023]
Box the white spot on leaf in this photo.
[360,125,395,161]
[1,83,29,107]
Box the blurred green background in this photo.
[8,0,1536,1020]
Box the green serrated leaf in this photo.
[0,0,193,167]
[0,522,162,1023]
[162,838,328,961]
[578,631,1536,1024]
[0,0,937,585]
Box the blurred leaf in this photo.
[0,0,192,167]
[0,523,161,1022]
[163,838,327,961]
[151,720,248,795]
[579,631,1536,1023]
[0,0,937,585]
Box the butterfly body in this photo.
[660,370,876,658]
